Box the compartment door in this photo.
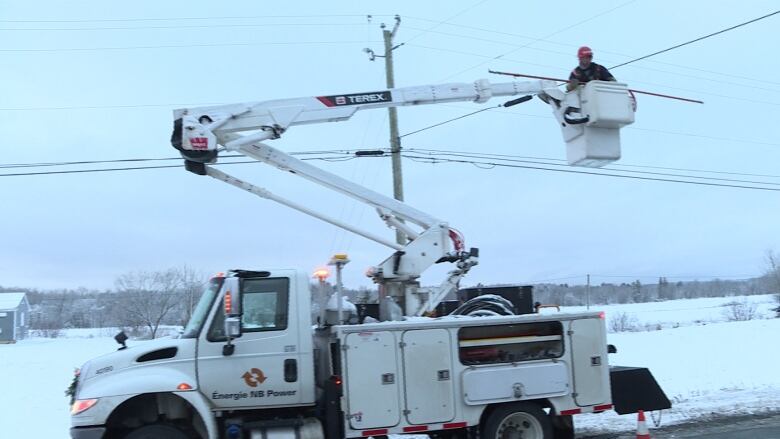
[402,329,455,424]
[344,331,400,429]
[569,318,610,406]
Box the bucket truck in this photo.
[69,78,668,439]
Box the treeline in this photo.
[529,275,779,307]
[1,267,205,338]
[3,265,779,338]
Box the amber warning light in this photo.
[225,290,233,314]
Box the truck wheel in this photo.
[125,424,192,439]
[482,402,552,439]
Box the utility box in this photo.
[457,285,534,315]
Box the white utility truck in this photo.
[69,78,668,439]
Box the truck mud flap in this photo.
[609,366,671,415]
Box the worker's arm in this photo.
[566,69,580,91]
[600,65,617,81]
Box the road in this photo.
[582,412,780,438]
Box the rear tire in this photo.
[124,424,191,439]
[482,402,553,439]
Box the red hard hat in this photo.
[578,46,593,58]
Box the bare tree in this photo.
[174,266,208,326]
[114,267,200,339]
[609,312,638,333]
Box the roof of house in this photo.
[0,292,27,310]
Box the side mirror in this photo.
[608,344,618,354]
[225,316,241,338]
[114,331,128,350]
[222,318,240,357]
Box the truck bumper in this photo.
[70,426,106,439]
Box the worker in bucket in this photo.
[567,46,616,91]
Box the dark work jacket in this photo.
[569,62,615,83]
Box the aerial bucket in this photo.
[553,81,635,168]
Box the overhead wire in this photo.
[403,15,780,88]
[439,0,637,81]
[409,43,780,107]
[608,9,780,70]
[0,23,374,32]
[6,146,780,189]
[400,153,780,192]
[407,147,780,180]
[0,40,380,53]
[400,0,492,45]
[0,14,396,24]
[0,156,357,177]
[402,25,780,95]
[436,102,780,148]
[0,149,362,169]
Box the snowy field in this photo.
[0,295,777,438]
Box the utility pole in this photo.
[586,274,591,310]
[365,15,405,245]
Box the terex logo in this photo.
[317,91,392,107]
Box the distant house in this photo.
[0,292,30,342]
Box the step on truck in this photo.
[70,76,669,439]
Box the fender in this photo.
[80,363,198,398]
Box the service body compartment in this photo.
[402,329,455,424]
[462,362,569,404]
[569,318,610,406]
[335,311,611,437]
[343,331,401,429]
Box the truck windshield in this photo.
[181,277,224,338]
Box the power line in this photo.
[402,25,780,95]
[439,0,637,80]
[410,43,780,107]
[0,22,371,32]
[608,9,780,70]
[437,102,780,148]
[0,14,393,23]
[1,40,379,53]
[398,106,500,138]
[403,149,780,187]
[8,146,780,185]
[405,148,780,180]
[404,15,780,88]
[0,149,361,169]
[401,153,780,192]
[0,154,358,177]
[400,0,491,45]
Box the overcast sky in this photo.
[2,0,779,291]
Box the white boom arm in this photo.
[171,78,634,317]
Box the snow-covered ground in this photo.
[0,295,777,438]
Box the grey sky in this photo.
[2,0,779,290]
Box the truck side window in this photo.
[458,321,564,365]
[241,277,289,332]
[206,277,290,342]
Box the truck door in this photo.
[197,276,311,409]
[402,329,455,425]
[569,318,610,406]
[344,331,401,430]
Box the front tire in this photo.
[124,424,192,439]
[482,402,553,439]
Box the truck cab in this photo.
[71,269,319,439]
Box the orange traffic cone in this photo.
[636,410,651,439]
